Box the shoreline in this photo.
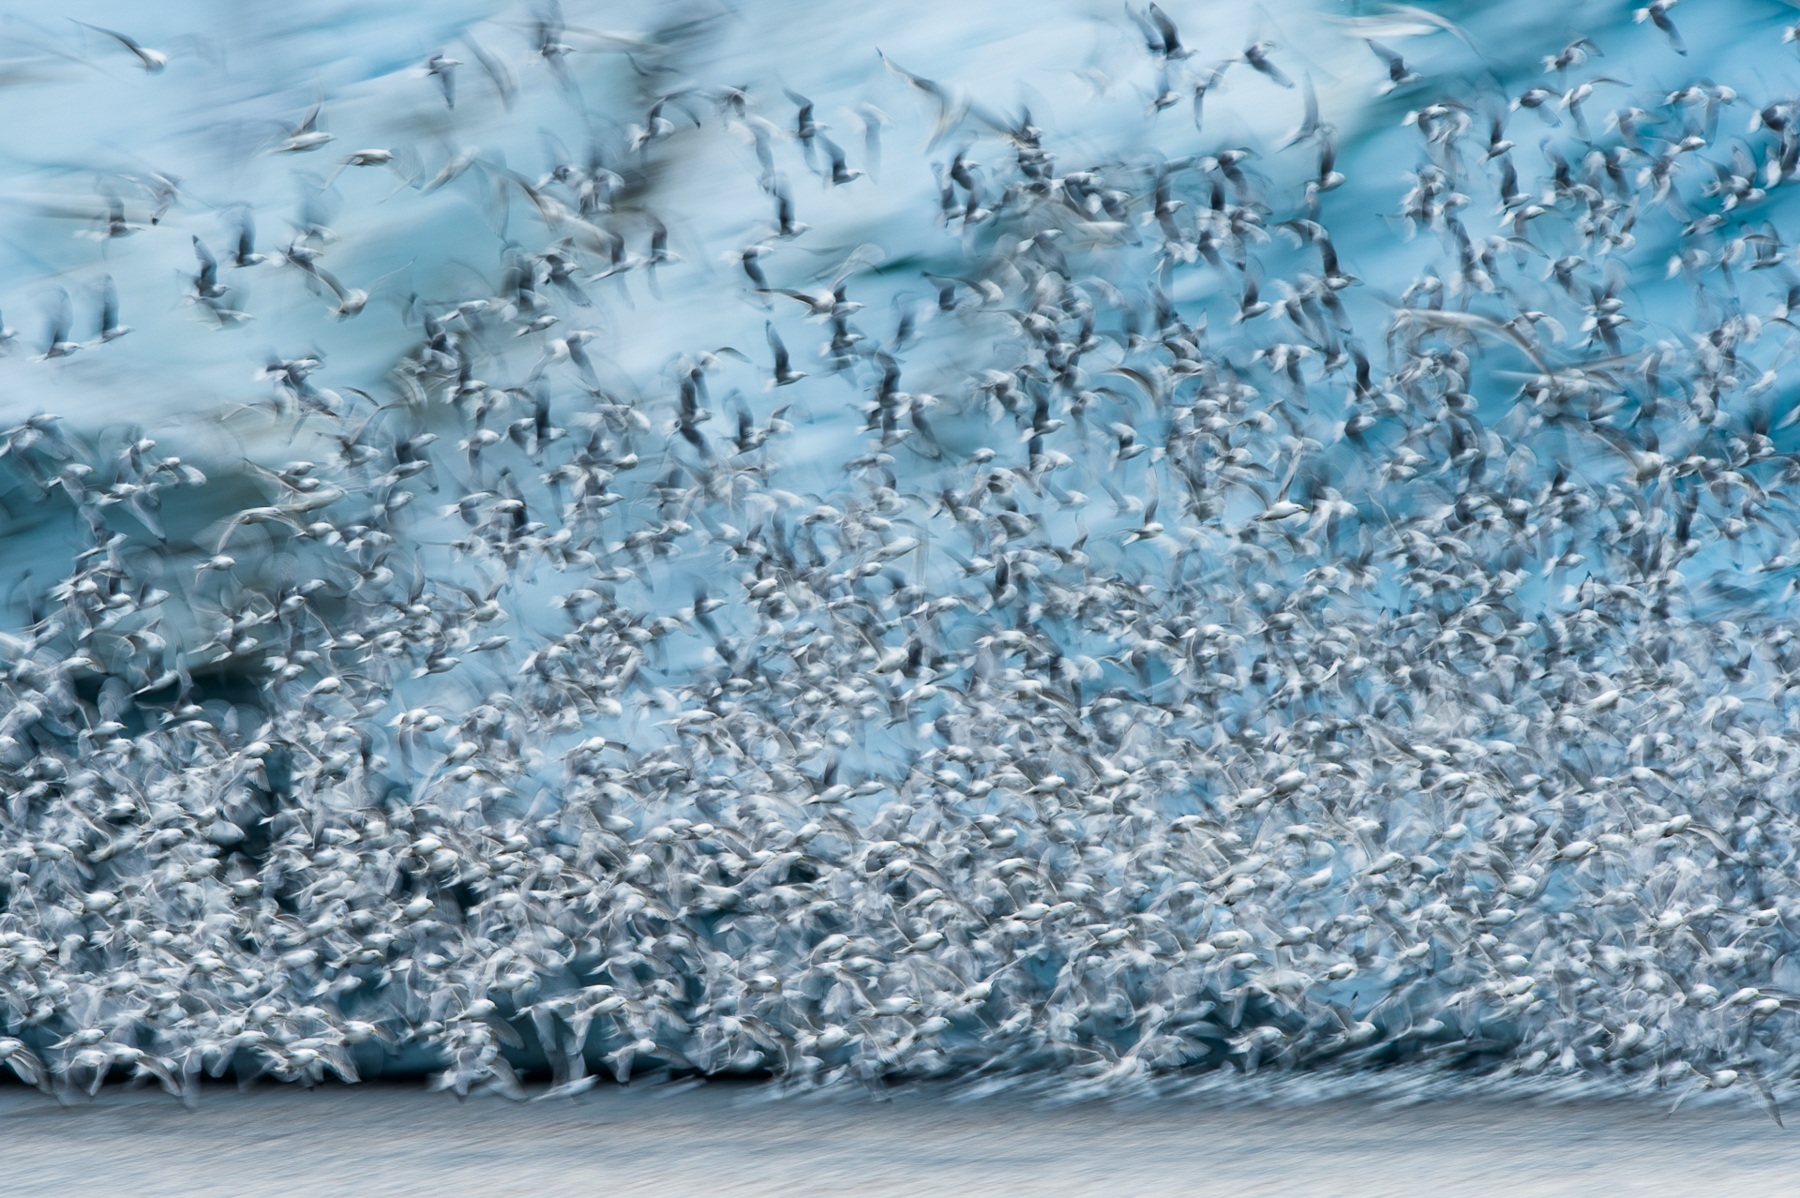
[2,1082,1795,1197]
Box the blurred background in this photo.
[5,0,1800,627]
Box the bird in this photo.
[424,51,461,109]
[35,288,79,360]
[274,98,332,153]
[1366,40,1421,94]
[231,210,266,268]
[1130,4,1188,61]
[91,275,130,344]
[69,20,168,72]
[191,237,228,300]
[817,135,864,186]
[1250,448,1309,523]
[765,323,806,387]
[1243,41,1294,89]
[1635,0,1687,56]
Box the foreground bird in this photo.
[69,20,168,72]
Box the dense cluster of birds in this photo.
[6,0,1800,1115]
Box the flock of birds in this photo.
[5,0,1800,1116]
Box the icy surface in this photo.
[5,1084,1800,1197]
